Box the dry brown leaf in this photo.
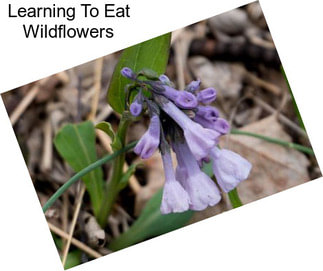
[220,115,310,204]
[188,57,244,100]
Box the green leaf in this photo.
[280,66,306,131]
[107,33,171,113]
[118,163,141,191]
[64,250,82,269]
[54,121,104,217]
[227,188,243,208]
[95,121,115,141]
[108,189,194,251]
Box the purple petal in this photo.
[210,148,252,192]
[197,88,217,104]
[174,91,198,109]
[160,151,190,214]
[134,115,160,159]
[161,100,220,161]
[213,118,230,134]
[130,100,142,116]
[196,106,219,121]
[160,180,191,214]
[185,79,201,93]
[121,67,136,80]
[173,142,221,210]
[159,74,171,85]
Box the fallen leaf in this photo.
[220,116,310,204]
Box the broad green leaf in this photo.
[108,189,194,251]
[107,33,171,113]
[54,121,104,217]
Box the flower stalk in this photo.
[98,116,130,228]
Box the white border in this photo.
[0,0,322,270]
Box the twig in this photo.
[62,185,86,267]
[10,83,40,125]
[253,96,307,137]
[62,193,69,248]
[40,118,53,172]
[174,38,186,90]
[48,222,103,259]
[88,58,104,120]
[244,70,281,96]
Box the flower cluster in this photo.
[121,67,252,214]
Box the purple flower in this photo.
[130,100,142,116]
[161,100,220,160]
[196,106,219,120]
[209,147,252,192]
[162,86,198,109]
[121,67,136,80]
[134,115,160,159]
[159,74,171,85]
[129,93,143,116]
[194,106,230,135]
[212,118,230,134]
[173,142,221,211]
[197,88,217,104]
[160,151,190,214]
[185,79,201,93]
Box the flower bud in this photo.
[197,88,217,104]
[121,67,136,80]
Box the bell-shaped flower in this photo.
[197,88,217,104]
[161,100,220,160]
[173,142,221,211]
[134,115,160,159]
[160,151,190,214]
[209,147,252,192]
[121,67,136,80]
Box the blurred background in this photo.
[1,1,321,267]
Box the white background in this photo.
[0,0,322,270]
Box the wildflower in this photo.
[134,114,160,159]
[185,79,201,93]
[162,85,198,109]
[160,150,190,214]
[209,147,252,192]
[120,67,252,214]
[159,74,171,85]
[129,93,143,116]
[160,99,220,161]
[194,106,230,134]
[197,88,217,104]
[173,142,221,210]
[121,67,136,80]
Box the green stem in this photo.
[227,188,243,208]
[98,117,130,228]
[42,141,137,213]
[280,66,306,131]
[231,129,314,155]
